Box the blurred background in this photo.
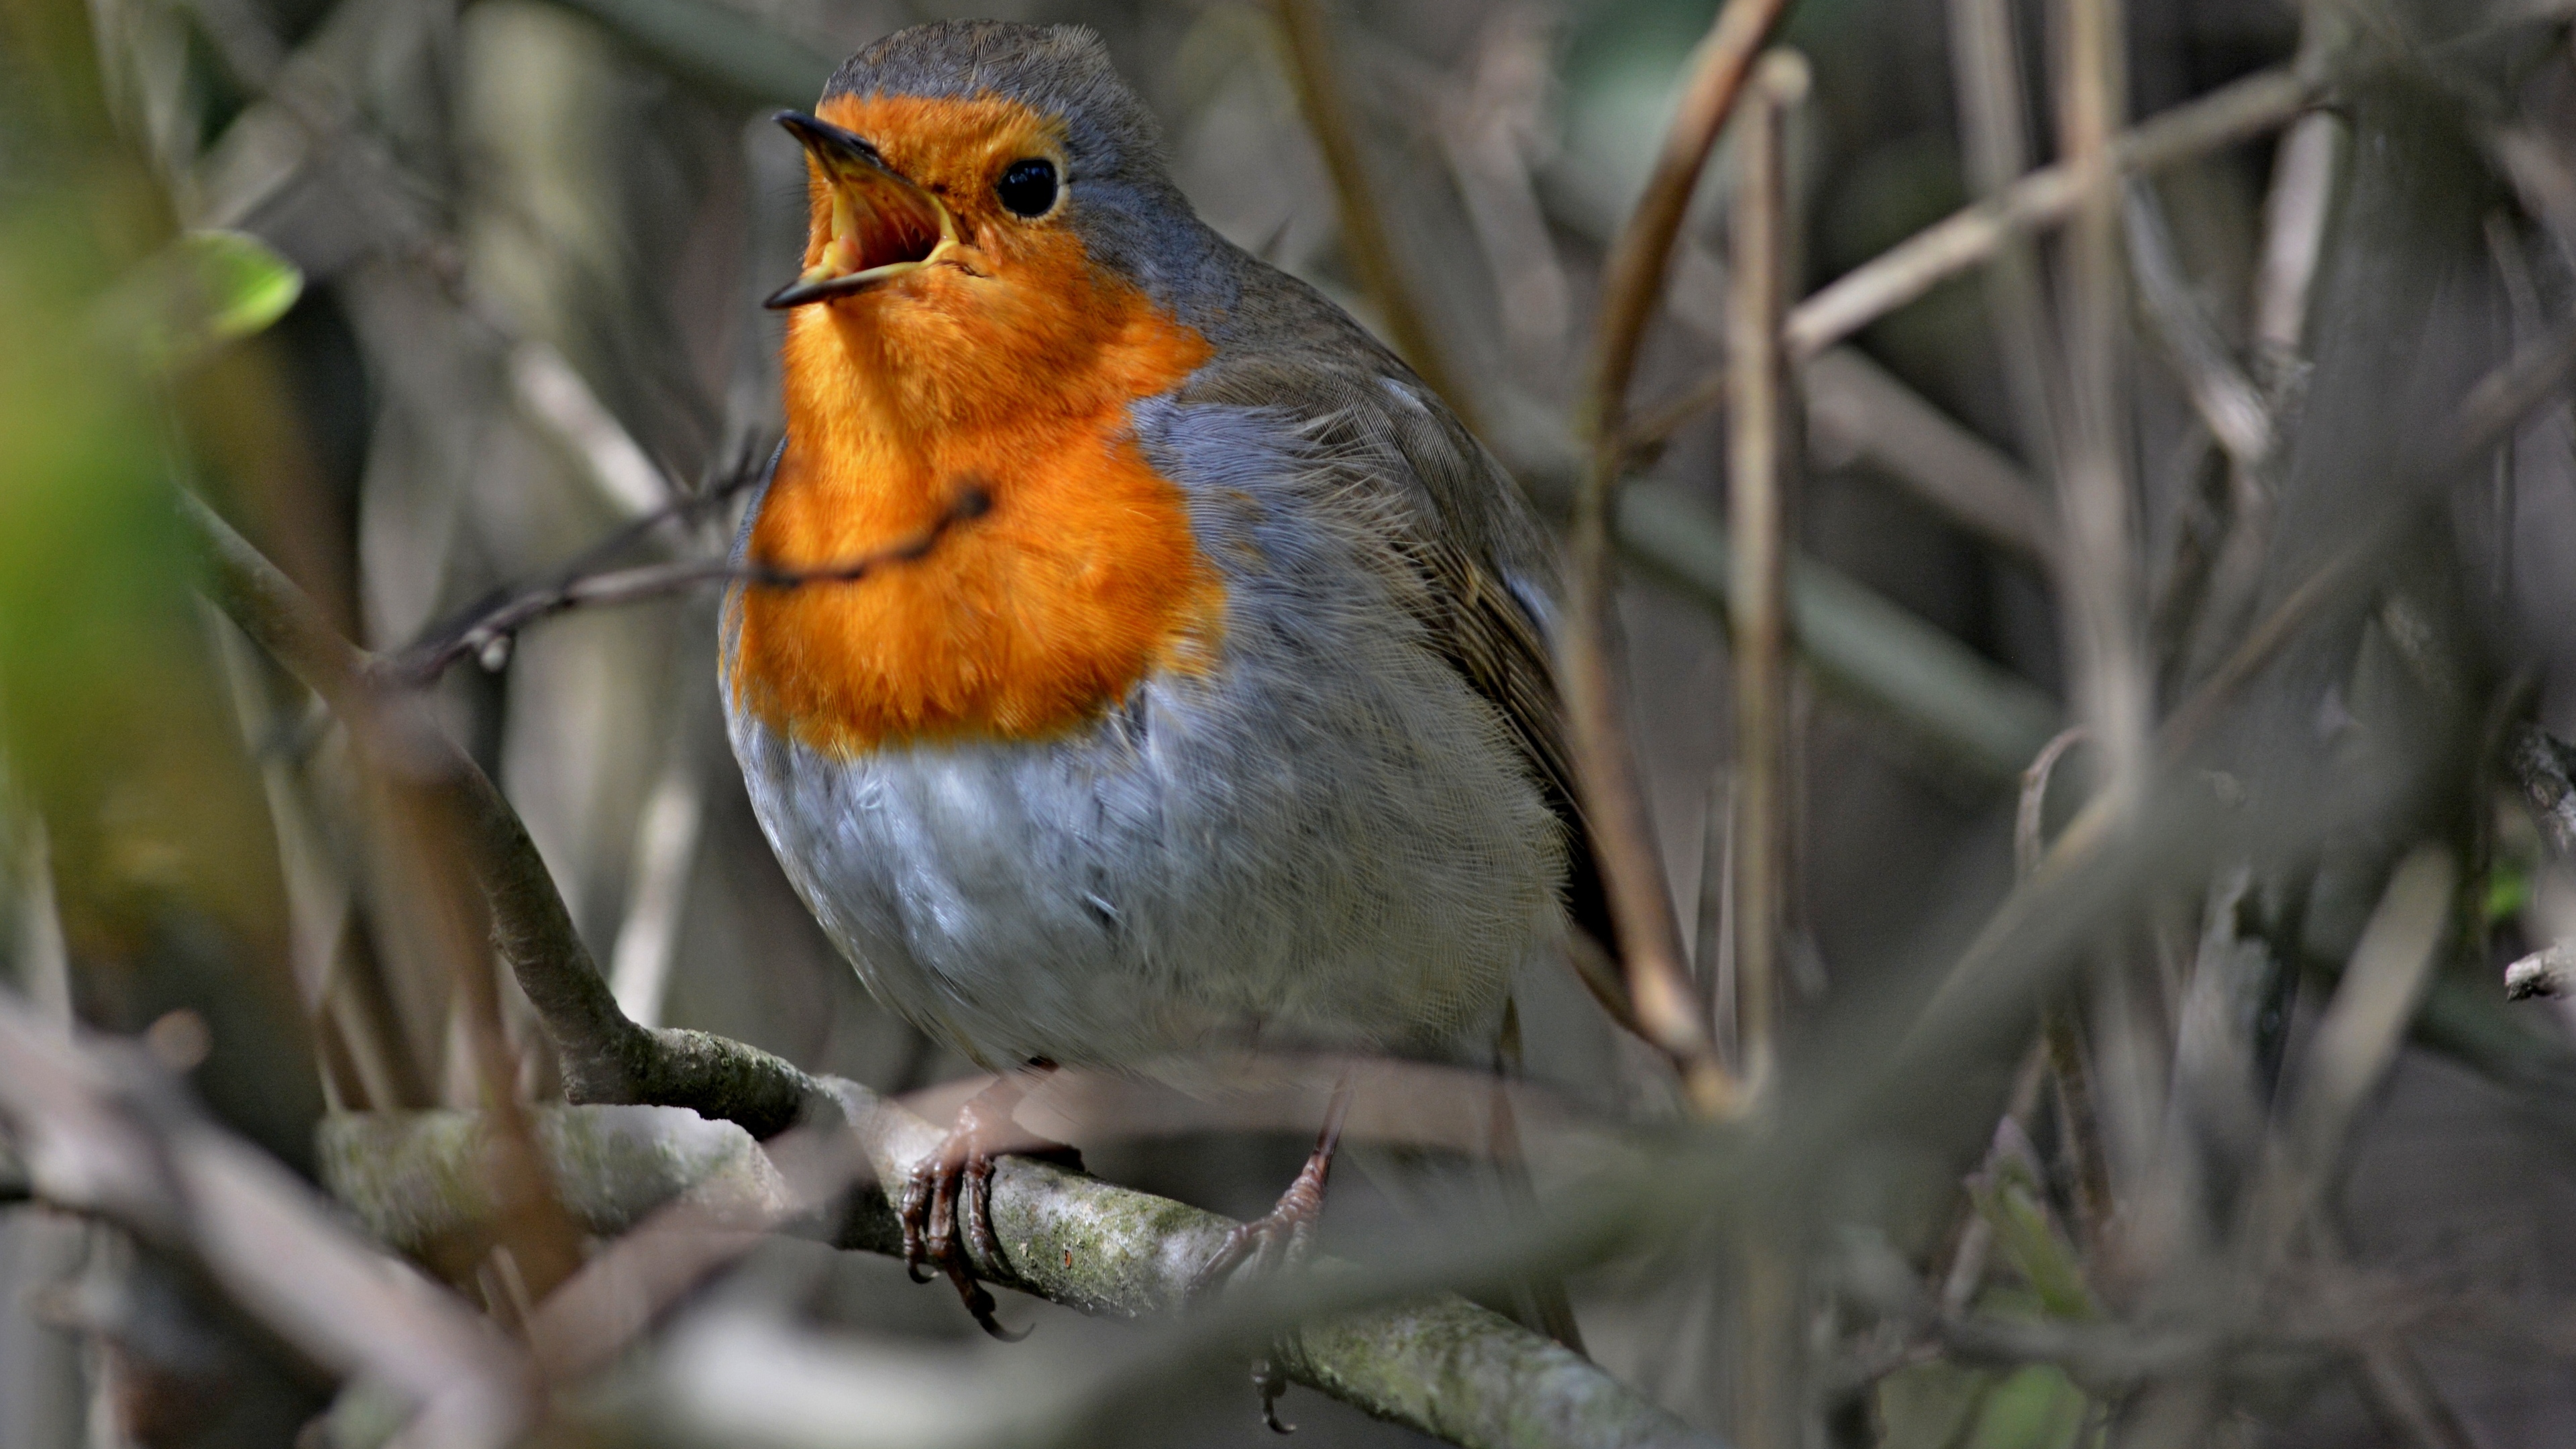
[9,0,2576,1443]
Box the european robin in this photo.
[721,20,1611,1348]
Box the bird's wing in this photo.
[1169,305,1624,977]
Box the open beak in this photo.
[765,111,960,309]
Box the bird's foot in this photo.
[1187,1143,1335,1297]
[1189,1079,1354,1434]
[899,1075,1080,1342]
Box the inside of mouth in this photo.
[767,184,947,307]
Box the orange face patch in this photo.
[730,92,1224,757]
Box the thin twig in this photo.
[2252,113,2345,364]
[2017,724,2115,1270]
[378,482,980,688]
[2017,727,2091,879]
[1564,0,1792,1118]
[2124,181,2275,470]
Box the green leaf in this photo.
[1962,1366,2093,1449]
[93,229,304,368]
[2486,857,2532,924]
[180,229,303,341]
[1970,1160,2098,1321]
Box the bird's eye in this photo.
[996,158,1059,218]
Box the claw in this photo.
[1256,1357,1294,1434]
[895,1068,1079,1341]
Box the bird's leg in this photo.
[1190,1073,1356,1434]
[898,1059,1081,1341]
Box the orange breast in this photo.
[729,185,1224,757]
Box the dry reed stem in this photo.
[1947,0,2069,486]
[1639,64,2320,454]
[1728,51,1808,1103]
[1726,56,1809,1446]
[1635,347,2063,572]
[1564,0,1792,1118]
[2053,0,2149,820]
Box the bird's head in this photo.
[767,22,1220,429]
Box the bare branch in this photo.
[1784,65,2320,362]
[178,490,822,1138]
[1803,348,2061,570]
[1563,0,1794,1118]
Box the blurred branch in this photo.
[178,490,823,1138]
[2053,0,2150,816]
[323,1089,1721,1449]
[1947,0,2068,491]
[1784,64,2320,362]
[2124,182,2275,471]
[1270,0,1474,427]
[1800,348,2060,570]
[1607,480,2061,780]
[2243,848,2456,1267]
[531,0,833,110]
[1564,0,1795,1118]
[0,989,533,1449]
[1629,345,2062,569]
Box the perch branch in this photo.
[178,491,820,1138]
[319,1089,1721,1449]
